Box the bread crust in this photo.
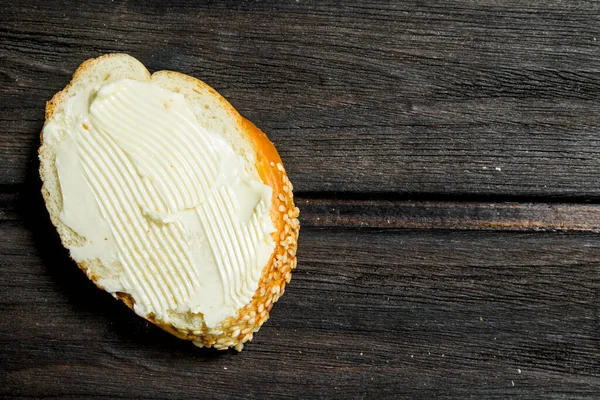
[40,54,299,351]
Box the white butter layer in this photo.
[45,78,276,327]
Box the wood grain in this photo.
[1,220,598,399]
[1,175,598,398]
[1,1,600,399]
[1,0,600,197]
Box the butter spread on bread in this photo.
[39,54,299,350]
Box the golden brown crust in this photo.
[187,116,299,350]
[40,54,299,351]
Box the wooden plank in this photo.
[1,1,600,197]
[0,191,18,221]
[1,222,598,399]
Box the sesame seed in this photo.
[186,178,299,351]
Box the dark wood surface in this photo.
[1,1,599,399]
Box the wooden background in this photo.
[1,1,599,398]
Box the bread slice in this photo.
[39,54,299,350]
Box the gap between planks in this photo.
[297,198,600,232]
[2,190,600,232]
